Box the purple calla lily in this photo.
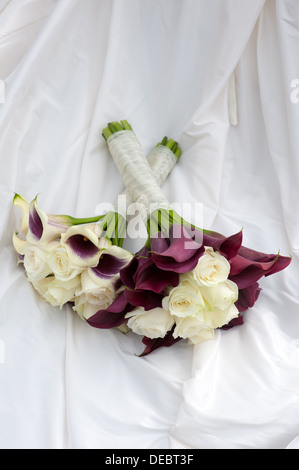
[23,196,104,246]
[150,225,205,273]
[91,245,133,280]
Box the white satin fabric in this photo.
[0,0,299,449]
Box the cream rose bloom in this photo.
[193,248,230,286]
[73,269,117,320]
[162,276,205,318]
[173,314,215,344]
[47,241,82,282]
[32,275,81,309]
[201,279,238,311]
[210,304,239,329]
[125,307,175,339]
[24,242,51,281]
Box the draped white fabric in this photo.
[0,0,299,449]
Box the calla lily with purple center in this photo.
[12,194,105,254]
[12,131,182,329]
[91,244,133,280]
[26,196,104,245]
[60,225,103,268]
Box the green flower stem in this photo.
[102,120,133,142]
[102,120,182,160]
[68,215,105,225]
[147,207,217,243]
[99,210,127,247]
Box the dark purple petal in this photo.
[120,247,150,289]
[152,248,204,273]
[202,230,243,260]
[235,283,262,312]
[229,253,291,289]
[120,257,139,289]
[135,258,179,293]
[139,327,182,356]
[153,225,202,263]
[92,254,129,279]
[221,315,244,330]
[66,235,99,259]
[87,292,133,329]
[29,206,43,240]
[124,289,164,311]
[150,225,204,273]
[149,234,170,254]
[264,254,292,277]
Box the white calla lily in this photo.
[13,194,29,235]
[27,197,75,245]
[60,225,101,268]
[12,231,26,262]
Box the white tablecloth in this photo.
[0,0,299,449]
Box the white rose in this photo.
[24,242,51,281]
[47,241,82,281]
[200,279,238,311]
[162,276,205,318]
[32,275,81,309]
[173,314,215,344]
[73,293,99,320]
[193,248,230,286]
[210,304,239,329]
[74,269,117,319]
[125,307,175,339]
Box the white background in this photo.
[0,0,299,449]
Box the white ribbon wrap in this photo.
[108,131,172,219]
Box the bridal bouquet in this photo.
[12,118,291,356]
[12,128,181,321]
[87,120,292,356]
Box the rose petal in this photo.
[87,292,133,329]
